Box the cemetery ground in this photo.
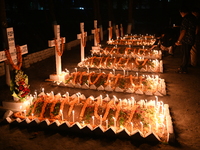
[0,41,200,150]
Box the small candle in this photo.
[19,105,22,114]
[87,67,89,73]
[136,72,138,78]
[24,110,26,118]
[148,124,152,133]
[92,116,95,126]
[60,110,64,121]
[75,68,77,72]
[140,121,143,133]
[72,110,75,122]
[113,117,116,129]
[35,91,37,98]
[42,88,44,93]
[113,69,115,75]
[130,122,133,133]
[100,115,102,126]
[66,92,69,102]
[51,91,54,99]
[106,120,108,129]
[32,113,34,120]
[100,95,102,106]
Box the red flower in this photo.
[19,85,24,91]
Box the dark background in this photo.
[1,0,200,54]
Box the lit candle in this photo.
[92,116,95,126]
[100,95,102,106]
[100,115,102,126]
[148,124,152,133]
[155,96,158,107]
[106,120,108,129]
[75,68,77,72]
[72,110,75,122]
[24,110,26,118]
[60,110,64,121]
[113,117,116,129]
[136,72,138,78]
[113,69,115,75]
[87,67,89,73]
[42,88,44,93]
[19,105,22,114]
[140,121,143,133]
[66,92,69,102]
[113,95,117,105]
[35,91,37,98]
[130,122,133,133]
[51,91,54,99]
[32,113,34,120]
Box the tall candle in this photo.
[140,121,143,133]
[92,116,95,126]
[113,117,116,129]
[106,120,108,129]
[72,110,75,122]
[130,122,133,133]
[100,95,102,106]
[100,115,102,126]
[60,110,64,121]
[24,110,26,118]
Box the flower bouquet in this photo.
[10,70,30,102]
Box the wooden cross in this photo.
[0,27,28,86]
[91,20,100,47]
[77,22,87,62]
[120,24,124,37]
[108,21,112,41]
[48,25,66,76]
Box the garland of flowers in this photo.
[4,45,22,70]
[10,70,30,102]
[54,37,65,56]
[81,32,86,47]
[95,28,100,44]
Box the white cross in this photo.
[0,27,28,86]
[77,22,87,62]
[108,21,112,41]
[48,25,66,75]
[91,20,100,46]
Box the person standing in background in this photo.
[191,7,200,67]
[175,6,197,74]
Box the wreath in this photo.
[10,70,30,102]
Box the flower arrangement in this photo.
[10,70,30,102]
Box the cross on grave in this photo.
[0,27,28,86]
[48,25,66,77]
[77,22,87,62]
[108,21,113,41]
[91,20,100,47]
[120,24,124,37]
[115,25,120,39]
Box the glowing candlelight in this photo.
[60,110,64,121]
[42,88,44,93]
[100,115,102,126]
[155,96,158,107]
[113,69,115,75]
[92,116,95,126]
[130,122,133,133]
[19,105,22,114]
[106,120,108,129]
[100,95,102,106]
[35,91,37,98]
[148,124,152,133]
[24,110,26,118]
[72,110,75,122]
[66,92,69,102]
[51,91,54,99]
[140,121,143,133]
[136,72,138,78]
[113,117,116,129]
[75,68,77,72]
[131,97,135,105]
[32,113,34,120]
